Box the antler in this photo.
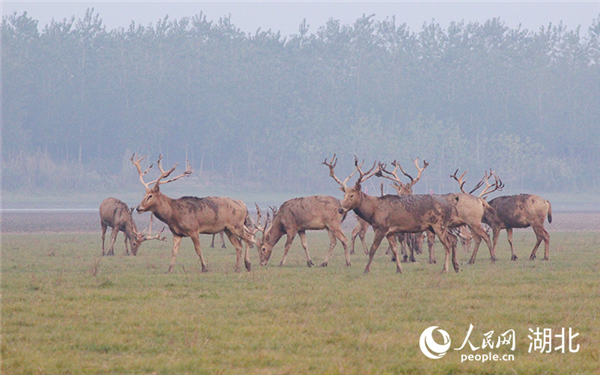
[131,154,154,191]
[322,153,360,189]
[130,153,192,191]
[154,155,193,186]
[399,158,429,190]
[354,155,379,186]
[478,170,504,199]
[250,203,271,235]
[450,169,472,194]
[140,214,167,241]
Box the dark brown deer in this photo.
[254,196,350,267]
[99,197,165,256]
[323,155,459,273]
[131,154,255,273]
[468,172,553,261]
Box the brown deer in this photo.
[99,197,165,256]
[467,172,552,262]
[379,158,430,262]
[323,155,459,274]
[131,154,255,273]
[254,196,350,267]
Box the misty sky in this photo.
[3,1,599,36]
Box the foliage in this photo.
[2,10,600,194]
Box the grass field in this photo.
[2,230,599,374]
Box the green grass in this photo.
[2,231,599,374]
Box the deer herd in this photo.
[99,154,553,274]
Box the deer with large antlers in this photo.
[99,197,166,256]
[468,171,553,262]
[253,196,350,267]
[378,158,431,262]
[323,155,459,273]
[131,154,255,273]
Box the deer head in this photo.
[323,154,379,213]
[131,154,193,213]
[380,158,428,196]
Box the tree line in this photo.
[2,9,600,194]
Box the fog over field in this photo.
[2,2,600,208]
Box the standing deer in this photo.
[324,155,459,274]
[254,196,350,267]
[99,197,165,256]
[131,154,255,273]
[379,158,429,262]
[466,172,552,262]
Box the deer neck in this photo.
[151,193,176,225]
[353,192,379,224]
[264,217,285,246]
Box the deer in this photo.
[131,154,256,273]
[99,197,166,256]
[378,158,430,262]
[253,196,350,267]
[323,155,459,274]
[350,182,384,255]
[468,171,553,262]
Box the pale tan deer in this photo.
[254,196,350,267]
[323,155,459,273]
[468,171,553,261]
[99,197,165,256]
[131,154,255,273]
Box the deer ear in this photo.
[339,187,345,192]
[152,185,160,192]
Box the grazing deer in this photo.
[99,197,165,256]
[254,196,350,267]
[466,172,552,261]
[131,154,255,273]
[324,155,459,274]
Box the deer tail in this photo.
[481,198,496,216]
[546,200,552,223]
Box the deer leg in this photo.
[436,228,459,273]
[190,233,209,273]
[470,224,495,261]
[210,234,216,248]
[167,235,183,274]
[350,230,359,255]
[279,232,298,267]
[530,226,549,261]
[335,228,351,267]
[506,228,518,261]
[124,235,130,256]
[363,231,386,274]
[224,229,248,272]
[386,233,403,274]
[297,231,315,267]
[101,224,107,256]
[220,231,227,249]
[108,227,119,256]
[427,231,436,264]
[359,233,369,255]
